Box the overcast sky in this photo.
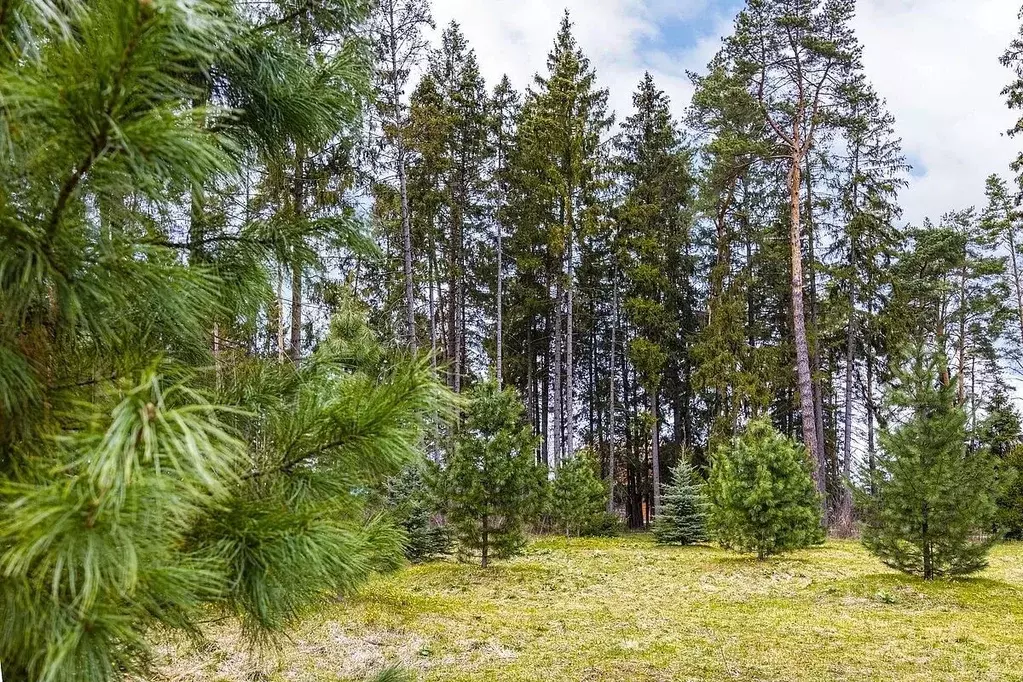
[429,0,1021,225]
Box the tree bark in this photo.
[566,237,575,460]
[385,0,416,349]
[651,390,661,519]
[289,144,305,364]
[788,153,826,514]
[1007,217,1023,350]
[496,217,503,389]
[608,270,619,513]
[551,278,564,469]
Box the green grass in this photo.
[163,535,1023,681]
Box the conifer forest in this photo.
[6,0,1023,679]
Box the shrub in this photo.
[549,452,617,537]
[706,419,824,559]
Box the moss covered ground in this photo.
[164,534,1023,681]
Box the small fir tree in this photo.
[862,347,1000,579]
[549,451,614,537]
[387,465,451,563]
[654,459,708,545]
[707,420,824,559]
[441,382,542,566]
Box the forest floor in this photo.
[163,534,1023,682]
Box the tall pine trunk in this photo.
[551,277,564,469]
[289,144,305,364]
[608,270,618,512]
[566,237,575,459]
[386,1,416,349]
[788,151,825,514]
[651,389,660,518]
[496,218,503,389]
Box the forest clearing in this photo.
[162,535,1023,682]
[8,0,1023,679]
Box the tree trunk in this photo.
[651,389,661,519]
[386,0,416,349]
[788,153,825,515]
[496,217,503,389]
[289,144,305,364]
[277,265,285,363]
[867,350,876,495]
[805,158,827,499]
[608,270,618,513]
[551,278,563,469]
[481,513,489,568]
[1007,220,1023,350]
[566,238,575,460]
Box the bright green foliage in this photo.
[387,465,452,563]
[550,452,615,537]
[439,382,542,566]
[707,420,824,559]
[0,0,452,678]
[862,347,1000,579]
[654,459,708,545]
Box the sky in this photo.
[429,0,1022,225]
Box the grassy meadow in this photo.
[162,535,1023,681]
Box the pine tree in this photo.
[0,1,452,678]
[724,0,861,510]
[369,0,433,347]
[654,459,709,545]
[549,452,613,537]
[980,389,1023,538]
[707,420,824,559]
[440,382,542,566]
[862,346,999,579]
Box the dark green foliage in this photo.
[654,459,708,545]
[707,420,824,559]
[862,347,1000,579]
[387,465,451,563]
[997,447,1023,540]
[550,452,617,537]
[440,382,542,567]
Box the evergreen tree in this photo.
[862,346,999,579]
[707,420,824,559]
[369,0,433,347]
[0,0,452,678]
[549,452,613,537]
[440,382,542,566]
[980,389,1023,539]
[654,459,709,545]
[723,0,861,505]
[387,465,451,563]
[616,72,695,518]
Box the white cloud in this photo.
[856,0,1020,224]
[427,0,728,123]
[427,0,1022,224]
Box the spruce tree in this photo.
[707,420,824,559]
[440,382,542,566]
[549,452,613,537]
[654,459,708,545]
[862,346,999,579]
[616,73,694,517]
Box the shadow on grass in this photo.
[821,572,1023,608]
